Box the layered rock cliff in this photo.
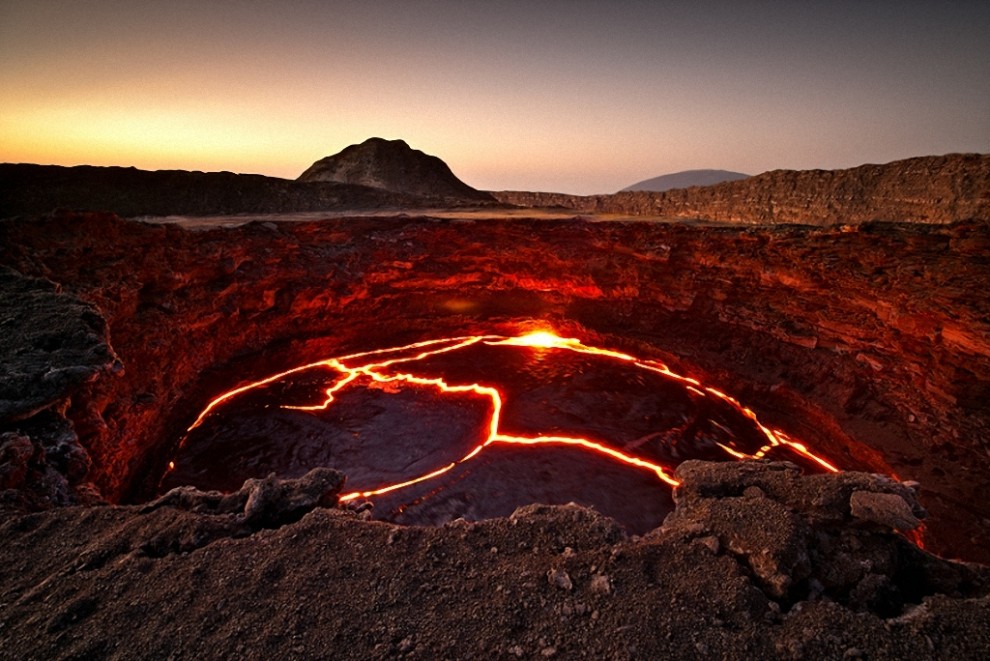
[298,137,495,203]
[496,154,990,225]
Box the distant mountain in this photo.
[494,154,990,226]
[0,137,504,217]
[298,137,494,203]
[620,169,750,193]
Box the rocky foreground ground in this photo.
[2,461,988,660]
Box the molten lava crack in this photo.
[165,331,839,522]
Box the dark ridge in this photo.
[0,163,492,219]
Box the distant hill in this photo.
[0,137,509,218]
[0,164,493,219]
[493,154,990,226]
[620,169,750,193]
[298,137,494,203]
[0,137,498,218]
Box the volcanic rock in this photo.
[663,461,936,606]
[0,432,34,490]
[496,153,990,225]
[141,467,344,528]
[1,206,989,656]
[1,211,988,565]
[0,267,119,511]
[298,137,495,203]
[849,490,922,531]
[3,147,989,656]
[1,462,988,658]
[547,567,574,591]
[0,267,118,422]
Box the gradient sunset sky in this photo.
[2,1,988,194]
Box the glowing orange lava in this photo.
[170,330,840,506]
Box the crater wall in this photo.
[1,212,987,561]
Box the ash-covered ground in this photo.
[2,462,989,660]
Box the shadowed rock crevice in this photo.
[0,267,119,511]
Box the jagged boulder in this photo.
[660,461,980,615]
[0,267,119,511]
[142,467,345,528]
[0,267,119,423]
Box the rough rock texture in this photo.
[143,467,344,529]
[0,267,119,511]
[0,267,118,421]
[0,212,988,565]
[298,137,495,203]
[849,490,922,532]
[140,467,344,528]
[1,462,988,659]
[1,207,988,656]
[664,461,938,607]
[495,154,990,225]
[0,163,488,219]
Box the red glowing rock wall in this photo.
[1,212,987,560]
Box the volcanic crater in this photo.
[2,148,990,658]
[160,328,842,535]
[3,210,988,562]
